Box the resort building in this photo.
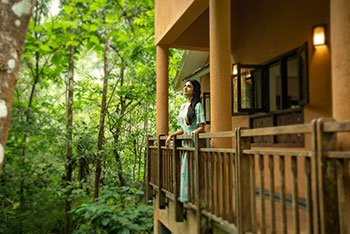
[147,0,350,233]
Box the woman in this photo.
[166,79,205,203]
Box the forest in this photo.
[0,0,183,233]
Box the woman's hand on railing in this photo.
[190,130,198,137]
[165,135,173,147]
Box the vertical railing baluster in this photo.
[173,137,184,222]
[194,134,201,234]
[291,156,300,234]
[146,137,152,201]
[229,152,235,223]
[218,152,223,217]
[259,154,266,234]
[223,152,228,220]
[211,151,214,213]
[213,152,218,216]
[168,149,171,192]
[336,159,347,234]
[279,156,287,234]
[250,154,257,234]
[158,135,166,209]
[269,154,276,234]
[203,151,208,211]
[165,149,168,191]
[189,150,193,203]
[171,149,174,193]
[205,152,210,211]
[305,157,313,234]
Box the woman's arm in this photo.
[166,128,184,145]
[190,123,205,136]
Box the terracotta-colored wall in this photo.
[153,196,198,234]
[155,0,208,45]
[155,0,193,43]
[229,0,331,227]
[231,0,331,147]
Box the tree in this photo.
[0,0,35,174]
[94,39,110,199]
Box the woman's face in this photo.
[183,81,194,98]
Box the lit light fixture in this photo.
[232,63,238,75]
[313,25,326,46]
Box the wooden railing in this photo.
[146,118,350,234]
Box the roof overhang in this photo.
[174,50,209,91]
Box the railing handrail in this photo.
[323,120,350,133]
[151,120,350,141]
[152,122,320,142]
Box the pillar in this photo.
[330,0,350,229]
[209,0,232,147]
[331,0,350,149]
[156,45,169,135]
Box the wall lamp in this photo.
[232,63,239,76]
[313,24,327,47]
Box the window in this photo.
[232,64,266,114]
[232,43,308,115]
[202,92,211,124]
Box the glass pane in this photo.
[204,94,210,122]
[252,69,263,109]
[287,56,300,108]
[233,76,238,113]
[240,68,253,109]
[269,63,280,111]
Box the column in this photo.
[156,45,169,135]
[331,0,350,148]
[209,0,232,147]
[331,0,350,229]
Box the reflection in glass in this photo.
[240,68,252,109]
[287,56,300,108]
[269,63,280,111]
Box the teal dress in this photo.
[177,102,206,202]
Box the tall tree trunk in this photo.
[94,40,110,199]
[112,126,126,187]
[0,0,35,175]
[77,140,88,182]
[19,50,40,234]
[65,44,74,234]
[132,138,137,183]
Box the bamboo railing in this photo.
[146,118,350,234]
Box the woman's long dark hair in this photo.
[186,79,201,125]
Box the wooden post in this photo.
[145,136,153,202]
[316,118,340,234]
[311,119,320,234]
[194,133,201,234]
[173,136,184,222]
[158,134,166,209]
[194,134,208,234]
[235,127,252,233]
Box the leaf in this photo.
[101,218,110,226]
[89,35,100,45]
[39,44,51,52]
[64,5,74,14]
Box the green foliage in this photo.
[71,187,153,233]
[1,0,183,233]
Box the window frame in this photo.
[231,63,267,115]
[231,42,309,116]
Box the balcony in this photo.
[146,118,350,233]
